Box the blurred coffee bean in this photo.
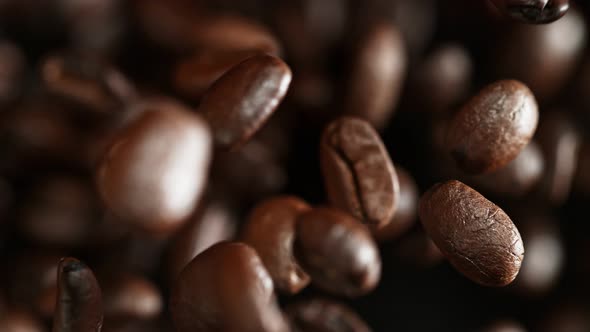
[0,308,47,332]
[535,111,580,205]
[373,166,418,242]
[200,54,292,151]
[166,198,237,283]
[101,273,162,321]
[286,298,372,332]
[295,207,381,297]
[463,141,544,198]
[479,319,527,332]
[489,0,569,24]
[491,9,585,101]
[392,228,444,268]
[511,212,563,296]
[172,49,259,101]
[242,196,311,294]
[409,44,472,113]
[97,100,212,233]
[419,180,524,286]
[170,242,288,332]
[41,53,137,114]
[345,22,406,129]
[446,80,539,174]
[320,117,399,229]
[0,41,26,104]
[52,257,103,332]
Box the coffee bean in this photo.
[295,207,381,297]
[101,273,162,320]
[419,180,524,286]
[446,80,539,174]
[97,101,212,233]
[200,54,292,151]
[489,0,569,24]
[345,22,406,129]
[242,196,311,294]
[372,166,418,242]
[52,257,103,332]
[320,117,399,229]
[286,298,372,332]
[170,242,288,332]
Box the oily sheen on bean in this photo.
[446,80,538,174]
[320,117,399,229]
[200,54,292,151]
[419,180,524,286]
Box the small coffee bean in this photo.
[170,242,288,332]
[97,100,212,233]
[345,22,406,129]
[489,0,569,24]
[419,180,524,286]
[295,207,381,297]
[242,196,311,294]
[320,117,399,229]
[446,80,538,174]
[52,257,103,332]
[101,273,162,320]
[200,55,292,151]
[286,298,372,332]
[372,166,418,242]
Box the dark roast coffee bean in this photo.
[52,257,103,332]
[373,166,418,242]
[320,117,399,229]
[419,180,524,286]
[97,101,212,233]
[199,55,292,151]
[242,196,311,294]
[535,112,580,205]
[489,0,569,24]
[446,80,538,174]
[295,207,381,297]
[101,273,162,320]
[464,141,544,198]
[170,242,288,332]
[345,22,406,129]
[491,9,585,101]
[286,298,372,332]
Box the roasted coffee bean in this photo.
[101,273,162,320]
[295,207,381,297]
[345,22,406,129]
[173,49,260,101]
[199,54,292,151]
[0,308,46,332]
[372,166,418,242]
[480,320,526,332]
[97,101,212,233]
[242,196,311,294]
[463,141,544,198]
[489,0,569,24]
[41,54,136,113]
[166,198,237,283]
[419,180,524,286]
[320,117,399,229]
[286,298,372,332]
[170,242,288,332]
[446,80,539,174]
[491,9,585,101]
[535,111,580,205]
[52,257,103,332]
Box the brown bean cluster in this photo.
[0,0,589,332]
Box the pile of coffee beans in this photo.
[0,0,589,331]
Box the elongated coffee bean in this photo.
[320,117,399,229]
[170,242,288,332]
[446,80,538,174]
[97,101,212,233]
[419,180,524,286]
[200,54,292,151]
[295,207,381,297]
[242,196,311,294]
[52,257,103,332]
